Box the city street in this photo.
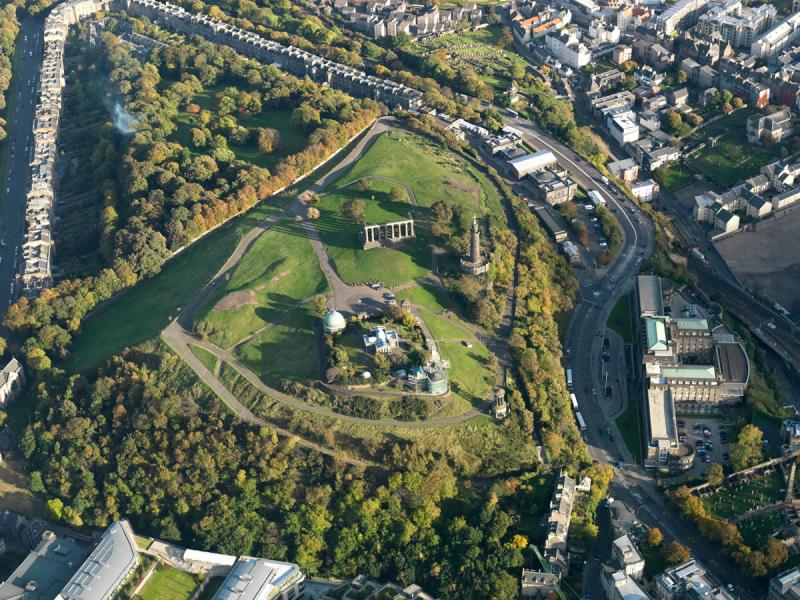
[0,16,44,312]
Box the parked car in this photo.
[705,441,713,450]
[722,452,729,460]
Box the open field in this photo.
[235,307,320,387]
[194,218,329,347]
[715,209,800,315]
[315,131,502,285]
[341,132,503,216]
[687,111,781,187]
[316,180,431,286]
[654,163,696,191]
[63,203,285,372]
[701,470,785,519]
[137,564,199,600]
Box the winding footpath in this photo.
[161,117,493,467]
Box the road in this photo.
[499,115,764,598]
[0,17,44,312]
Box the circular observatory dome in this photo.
[322,309,346,334]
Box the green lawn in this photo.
[654,163,695,190]
[194,218,329,347]
[138,565,199,600]
[607,294,634,344]
[314,131,503,286]
[341,132,503,216]
[615,401,642,463]
[687,111,782,187]
[702,470,786,519]
[190,344,219,374]
[234,307,321,387]
[63,202,283,372]
[315,180,431,286]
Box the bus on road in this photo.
[575,411,587,431]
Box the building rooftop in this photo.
[715,341,749,384]
[672,317,709,331]
[0,531,90,600]
[645,318,668,352]
[647,387,676,442]
[213,557,303,600]
[637,275,664,316]
[57,520,138,600]
[661,365,717,380]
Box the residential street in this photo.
[0,16,44,312]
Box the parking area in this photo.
[677,417,730,474]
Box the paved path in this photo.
[161,117,491,466]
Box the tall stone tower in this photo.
[470,215,481,264]
[461,215,489,275]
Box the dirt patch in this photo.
[255,270,291,290]
[213,290,255,311]
[0,459,44,517]
[715,210,800,312]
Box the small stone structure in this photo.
[362,218,415,249]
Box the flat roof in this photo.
[715,342,749,384]
[213,557,302,600]
[646,318,668,352]
[673,317,709,331]
[637,275,663,316]
[0,532,90,600]
[647,387,676,442]
[58,520,138,600]
[661,365,716,380]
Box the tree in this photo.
[342,199,366,222]
[661,541,690,565]
[663,109,683,134]
[306,206,320,220]
[704,463,724,486]
[763,538,789,570]
[729,424,763,471]
[676,70,688,84]
[254,128,282,154]
[646,527,664,548]
[388,186,406,202]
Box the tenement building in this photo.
[636,276,749,469]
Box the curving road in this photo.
[501,115,762,599]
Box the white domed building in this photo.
[322,309,346,334]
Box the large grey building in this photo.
[213,556,305,600]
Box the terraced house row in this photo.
[22,0,112,297]
[20,0,423,298]
[125,0,424,110]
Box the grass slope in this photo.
[63,203,282,372]
[315,131,503,286]
[234,307,321,387]
[194,219,329,347]
[607,294,634,344]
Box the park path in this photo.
[161,117,490,467]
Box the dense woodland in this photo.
[19,340,608,599]
[0,2,21,143]
[4,32,380,366]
